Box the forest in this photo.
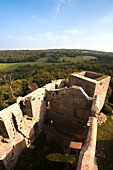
[0,49,113,115]
[0,49,113,63]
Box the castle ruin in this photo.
[0,71,111,170]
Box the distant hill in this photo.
[0,49,113,63]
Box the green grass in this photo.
[97,116,113,170]
[59,56,83,63]
[0,58,77,72]
[38,57,48,62]
[0,55,97,72]
[46,153,75,164]
[96,75,108,81]
[59,55,96,63]
[0,61,51,72]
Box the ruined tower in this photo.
[0,71,110,170]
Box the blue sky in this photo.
[0,0,113,51]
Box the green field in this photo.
[59,56,96,62]
[0,55,96,72]
[59,56,83,62]
[0,61,51,72]
[97,116,113,170]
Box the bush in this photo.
[102,103,112,115]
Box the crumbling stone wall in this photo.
[93,76,111,111]
[69,71,110,112]
[69,73,97,97]
[0,87,47,169]
[76,117,98,170]
[43,79,65,90]
[0,79,65,170]
[0,72,110,170]
[46,86,93,134]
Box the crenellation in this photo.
[0,71,110,170]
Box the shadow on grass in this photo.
[96,139,113,170]
[15,131,76,170]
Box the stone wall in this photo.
[43,79,65,90]
[46,86,93,134]
[93,76,111,112]
[76,117,98,170]
[0,79,65,170]
[0,87,47,169]
[69,74,97,97]
[69,72,110,101]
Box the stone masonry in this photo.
[0,71,110,170]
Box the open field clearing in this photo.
[0,61,51,72]
[0,55,96,72]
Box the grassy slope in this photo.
[97,116,113,170]
[59,56,83,62]
[59,56,96,62]
[0,61,51,72]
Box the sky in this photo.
[0,0,113,52]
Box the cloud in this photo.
[31,15,38,20]
[3,33,40,41]
[4,27,82,43]
[100,14,113,24]
[55,0,73,13]
[89,34,113,41]
[43,32,60,40]
[37,32,69,41]
[86,33,113,52]
[41,28,82,40]
[55,2,61,13]
[64,28,82,34]
[39,18,48,24]
[100,34,113,40]
[2,28,113,52]
[30,15,48,24]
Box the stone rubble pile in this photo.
[97,112,107,125]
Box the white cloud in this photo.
[61,34,69,40]
[100,14,113,24]
[86,33,113,52]
[55,3,61,13]
[31,15,38,20]
[100,34,113,40]
[39,28,82,40]
[55,0,73,13]
[61,0,72,3]
[39,18,48,24]
[2,27,82,49]
[4,34,40,41]
[2,28,113,52]
[45,32,60,40]
[30,15,48,24]
[89,34,113,41]
[64,28,81,34]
